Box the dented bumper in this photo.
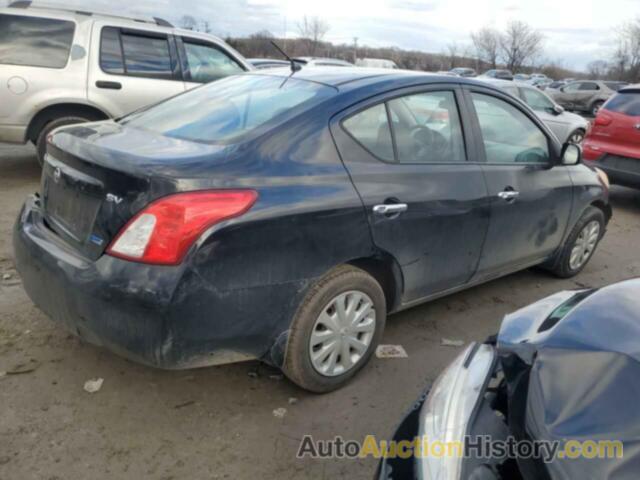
[13,195,306,369]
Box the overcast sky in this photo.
[5,0,639,70]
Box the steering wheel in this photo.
[410,126,448,162]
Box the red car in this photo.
[583,84,640,188]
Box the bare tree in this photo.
[499,21,544,72]
[587,60,609,79]
[180,15,198,31]
[612,19,640,81]
[297,16,330,56]
[471,27,500,69]
[444,42,459,69]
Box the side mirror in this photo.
[561,143,581,166]
[553,104,565,115]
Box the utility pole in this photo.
[353,37,358,64]
[283,15,287,49]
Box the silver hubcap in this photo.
[570,220,600,270]
[309,291,376,377]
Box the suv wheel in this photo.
[568,128,585,144]
[36,116,94,166]
[283,265,386,393]
[591,100,604,117]
[551,206,605,278]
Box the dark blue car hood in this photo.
[497,278,640,479]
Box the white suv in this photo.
[0,2,252,164]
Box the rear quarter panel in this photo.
[165,107,375,364]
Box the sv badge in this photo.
[106,193,123,204]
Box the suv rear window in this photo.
[0,14,74,68]
[122,74,335,144]
[100,27,175,79]
[604,92,640,117]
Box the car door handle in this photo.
[95,81,122,90]
[498,190,520,201]
[373,204,408,216]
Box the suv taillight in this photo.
[106,190,257,265]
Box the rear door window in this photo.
[604,93,640,116]
[121,32,172,78]
[0,14,74,68]
[471,92,549,164]
[343,104,395,162]
[387,91,466,163]
[579,82,600,91]
[100,27,175,80]
[182,39,244,83]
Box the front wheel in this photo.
[283,265,386,393]
[568,128,585,145]
[550,207,605,278]
[591,101,604,117]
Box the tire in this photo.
[550,207,605,278]
[36,116,94,166]
[283,265,386,393]
[568,128,585,145]
[591,100,604,117]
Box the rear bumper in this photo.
[0,124,28,144]
[585,154,640,188]
[13,195,305,369]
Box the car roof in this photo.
[246,67,504,93]
[620,84,640,93]
[2,3,173,28]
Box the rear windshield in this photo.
[604,92,640,116]
[122,74,335,144]
[0,14,75,68]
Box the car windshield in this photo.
[122,74,336,144]
[537,289,597,332]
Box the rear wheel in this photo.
[591,100,604,117]
[36,116,94,166]
[550,207,605,278]
[283,265,386,393]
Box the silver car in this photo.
[0,2,252,164]
[547,80,627,116]
[481,79,589,144]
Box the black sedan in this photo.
[14,68,611,392]
[378,279,640,479]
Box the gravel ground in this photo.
[1,143,639,480]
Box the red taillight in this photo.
[106,190,258,265]
[594,114,612,127]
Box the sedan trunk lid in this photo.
[41,121,230,260]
